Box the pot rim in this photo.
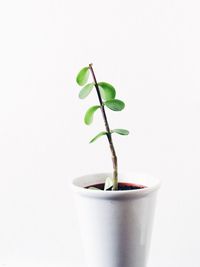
[71,172,161,200]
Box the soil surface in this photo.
[86,182,146,191]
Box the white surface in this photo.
[0,0,199,266]
[72,172,160,267]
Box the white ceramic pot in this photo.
[72,172,160,267]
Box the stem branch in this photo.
[89,63,118,190]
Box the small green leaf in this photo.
[111,129,129,135]
[104,99,125,111]
[84,105,100,125]
[104,177,114,190]
[98,82,116,101]
[89,131,107,143]
[76,67,90,86]
[79,83,94,99]
[88,187,101,190]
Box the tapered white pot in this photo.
[72,172,160,267]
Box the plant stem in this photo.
[89,63,118,190]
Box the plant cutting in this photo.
[76,63,135,191]
[72,64,160,267]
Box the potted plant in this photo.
[71,64,160,267]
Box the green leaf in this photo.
[98,82,116,101]
[84,105,100,125]
[76,67,90,86]
[111,129,129,135]
[104,99,125,111]
[89,131,107,143]
[104,177,114,190]
[79,83,94,99]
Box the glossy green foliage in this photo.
[104,99,125,111]
[76,67,90,86]
[79,83,94,99]
[89,131,107,143]
[98,82,116,101]
[76,65,129,148]
[84,105,100,125]
[111,129,129,135]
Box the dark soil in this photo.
[86,182,146,191]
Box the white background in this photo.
[0,0,200,266]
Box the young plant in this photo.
[76,64,129,191]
